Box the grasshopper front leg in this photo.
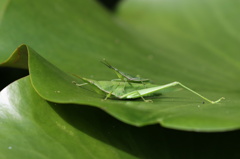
[72,81,88,87]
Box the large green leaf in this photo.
[0,76,172,159]
[1,43,239,132]
[1,0,240,132]
[2,77,240,159]
[1,0,240,157]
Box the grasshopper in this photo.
[101,59,150,84]
[72,75,225,104]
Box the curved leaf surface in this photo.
[1,45,239,132]
[0,0,239,133]
[0,76,174,159]
[1,79,240,159]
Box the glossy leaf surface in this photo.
[1,0,240,158]
[0,0,239,141]
[0,76,173,159]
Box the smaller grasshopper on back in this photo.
[101,59,150,84]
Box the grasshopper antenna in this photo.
[101,58,114,69]
[71,73,82,79]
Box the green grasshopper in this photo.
[101,59,150,83]
[72,75,225,104]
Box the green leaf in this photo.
[0,0,240,134]
[2,78,240,159]
[1,0,240,158]
[1,44,239,132]
[1,76,174,159]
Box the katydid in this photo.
[101,59,150,83]
[72,76,225,104]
